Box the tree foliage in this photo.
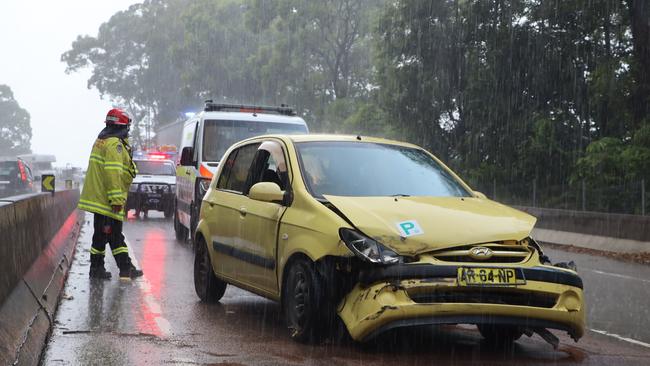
[63,0,650,212]
[0,85,31,156]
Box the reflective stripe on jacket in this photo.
[78,137,136,221]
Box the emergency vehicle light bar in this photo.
[203,100,296,116]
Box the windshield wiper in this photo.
[391,194,411,197]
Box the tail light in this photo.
[17,161,27,182]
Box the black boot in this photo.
[89,267,112,280]
[119,264,144,279]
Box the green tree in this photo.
[0,85,31,156]
[61,0,192,145]
[245,0,383,130]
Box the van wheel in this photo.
[194,236,226,302]
[173,205,188,241]
[190,202,199,243]
[477,324,523,344]
[283,259,325,343]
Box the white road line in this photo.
[127,242,171,337]
[582,268,650,284]
[590,329,650,349]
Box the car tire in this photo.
[282,258,326,343]
[190,202,199,244]
[477,324,524,344]
[164,208,173,219]
[194,236,227,303]
[173,203,188,241]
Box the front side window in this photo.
[296,142,471,198]
[246,140,289,192]
[202,120,307,162]
[216,143,260,193]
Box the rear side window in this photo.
[216,143,259,193]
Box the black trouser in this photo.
[90,213,131,270]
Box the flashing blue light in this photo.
[184,112,195,118]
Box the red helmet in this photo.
[105,108,132,126]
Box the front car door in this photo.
[236,140,290,294]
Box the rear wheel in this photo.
[194,236,227,302]
[478,324,524,344]
[173,201,188,241]
[282,258,326,343]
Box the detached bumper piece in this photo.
[338,264,585,343]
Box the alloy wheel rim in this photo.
[291,270,309,329]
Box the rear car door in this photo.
[205,143,259,281]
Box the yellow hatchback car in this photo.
[194,134,585,346]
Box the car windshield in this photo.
[202,119,307,162]
[134,161,175,175]
[0,162,17,179]
[296,141,470,198]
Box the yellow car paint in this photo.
[323,195,536,256]
[196,133,586,343]
[339,278,585,341]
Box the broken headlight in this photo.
[339,228,401,265]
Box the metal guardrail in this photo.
[516,206,650,243]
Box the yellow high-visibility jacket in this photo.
[78,137,136,221]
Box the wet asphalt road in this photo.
[42,212,650,365]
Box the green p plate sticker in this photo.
[397,220,423,237]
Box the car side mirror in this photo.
[180,147,194,166]
[249,182,285,203]
[473,191,487,199]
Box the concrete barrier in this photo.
[0,190,83,366]
[516,206,650,254]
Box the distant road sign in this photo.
[42,174,55,193]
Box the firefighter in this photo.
[78,108,144,280]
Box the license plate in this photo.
[457,267,524,287]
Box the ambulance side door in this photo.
[176,120,198,228]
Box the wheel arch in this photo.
[195,219,211,252]
[279,251,314,306]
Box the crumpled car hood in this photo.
[324,195,536,256]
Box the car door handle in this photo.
[239,207,247,216]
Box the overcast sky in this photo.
[0,1,140,167]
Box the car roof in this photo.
[198,111,307,125]
[267,134,423,149]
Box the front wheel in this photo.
[173,202,189,241]
[190,202,199,244]
[194,236,227,302]
[164,207,173,219]
[282,259,326,343]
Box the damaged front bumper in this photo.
[337,263,585,342]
